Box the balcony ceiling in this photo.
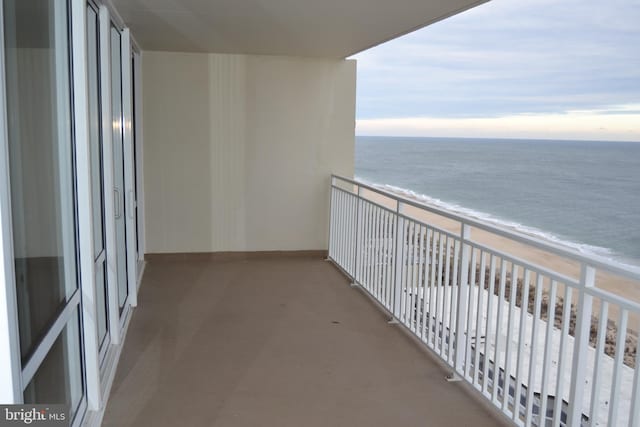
[110,0,488,57]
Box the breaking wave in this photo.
[354,176,640,270]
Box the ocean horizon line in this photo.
[355,135,640,144]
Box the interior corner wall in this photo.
[142,51,356,253]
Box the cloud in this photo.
[356,105,640,142]
[352,0,640,136]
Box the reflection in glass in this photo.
[95,266,107,347]
[3,0,78,360]
[23,311,84,422]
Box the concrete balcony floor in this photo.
[102,254,507,427]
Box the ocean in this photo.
[355,136,640,266]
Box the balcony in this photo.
[101,254,507,426]
[7,1,636,426]
[328,175,640,427]
[99,175,640,427]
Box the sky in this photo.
[353,0,640,141]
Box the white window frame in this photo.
[122,28,137,309]
[98,4,122,347]
[71,0,102,412]
[0,1,21,403]
[0,1,143,422]
[131,42,146,287]
[0,3,89,425]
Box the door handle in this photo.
[114,188,121,219]
[128,190,136,219]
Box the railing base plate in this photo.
[445,372,462,382]
[387,318,399,325]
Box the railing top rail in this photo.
[331,174,640,282]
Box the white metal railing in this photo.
[327,174,640,427]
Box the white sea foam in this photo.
[354,176,637,267]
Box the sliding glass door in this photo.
[110,24,128,316]
[132,52,141,273]
[2,0,85,422]
[86,2,109,361]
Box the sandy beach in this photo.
[359,186,640,302]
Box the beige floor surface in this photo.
[103,255,507,427]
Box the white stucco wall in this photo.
[142,51,356,253]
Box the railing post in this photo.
[393,202,405,319]
[568,263,595,426]
[631,335,640,426]
[353,185,362,284]
[455,224,471,374]
[327,176,336,260]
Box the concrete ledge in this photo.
[144,250,328,262]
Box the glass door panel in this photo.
[110,25,128,313]
[4,0,78,361]
[2,0,85,419]
[131,50,142,279]
[132,54,140,267]
[23,310,83,420]
[87,3,109,353]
